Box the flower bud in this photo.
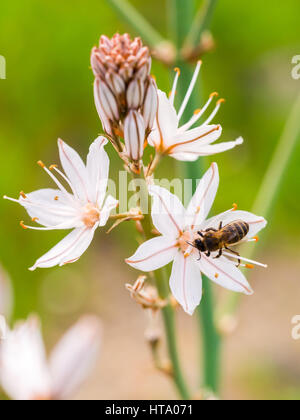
[94,77,119,123]
[93,78,113,136]
[142,78,158,132]
[124,110,145,161]
[126,78,145,109]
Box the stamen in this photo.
[20,221,27,230]
[169,67,181,106]
[20,191,27,199]
[245,264,254,269]
[32,217,39,222]
[38,164,74,204]
[49,164,58,171]
[202,98,225,125]
[222,251,267,268]
[253,235,259,242]
[194,109,201,115]
[177,60,202,121]
[178,93,216,133]
[210,92,219,98]
[215,273,219,278]
[51,166,78,198]
[37,160,45,168]
[54,196,59,201]
[232,203,238,211]
[4,195,76,217]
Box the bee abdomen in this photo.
[224,220,249,244]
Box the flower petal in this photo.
[185,162,219,229]
[126,236,177,272]
[169,252,202,315]
[149,185,185,238]
[171,124,222,148]
[29,227,96,270]
[203,210,267,239]
[148,90,178,150]
[86,136,109,206]
[0,316,51,400]
[20,189,79,227]
[99,195,119,226]
[196,254,253,295]
[58,139,90,202]
[49,315,102,400]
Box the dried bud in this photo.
[124,110,145,161]
[142,78,158,132]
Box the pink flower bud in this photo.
[124,111,145,161]
[94,78,119,123]
[93,78,113,135]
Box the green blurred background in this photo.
[0,0,300,400]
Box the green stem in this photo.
[155,268,190,399]
[106,0,166,48]
[184,0,218,49]
[169,0,221,395]
[220,91,300,318]
[132,171,190,399]
[198,278,221,394]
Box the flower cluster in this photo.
[4,33,267,320]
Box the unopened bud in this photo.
[126,78,145,109]
[143,78,158,132]
[94,78,119,122]
[93,78,113,136]
[124,110,145,161]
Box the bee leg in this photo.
[218,221,223,229]
[197,252,202,261]
[225,246,241,267]
[205,251,211,257]
[204,228,218,232]
[197,231,204,238]
[214,249,223,259]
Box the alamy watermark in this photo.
[291,55,300,80]
[291,315,300,340]
[0,55,6,80]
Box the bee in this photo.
[189,220,249,266]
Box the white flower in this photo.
[148,61,243,161]
[0,315,102,400]
[4,137,118,270]
[126,163,267,315]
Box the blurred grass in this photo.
[0,0,299,329]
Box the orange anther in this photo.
[232,203,238,211]
[54,196,59,201]
[174,67,181,75]
[20,191,27,199]
[253,236,259,242]
[196,206,201,214]
[193,108,202,115]
[20,221,27,230]
[215,273,219,278]
[37,160,45,168]
[217,98,226,105]
[32,217,39,222]
[210,91,219,98]
[49,164,58,171]
[245,264,254,269]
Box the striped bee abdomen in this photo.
[222,220,249,245]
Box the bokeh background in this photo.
[0,0,300,400]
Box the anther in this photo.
[193,108,202,115]
[210,92,219,98]
[196,206,201,214]
[32,217,39,222]
[20,221,27,230]
[37,160,45,168]
[232,203,238,211]
[54,196,59,201]
[253,236,259,242]
[245,264,254,269]
[20,191,27,199]
[174,67,181,75]
[215,273,219,279]
[217,98,226,105]
[49,164,58,171]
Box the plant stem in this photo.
[106,0,165,48]
[220,91,300,318]
[132,170,190,399]
[184,0,218,49]
[169,0,221,395]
